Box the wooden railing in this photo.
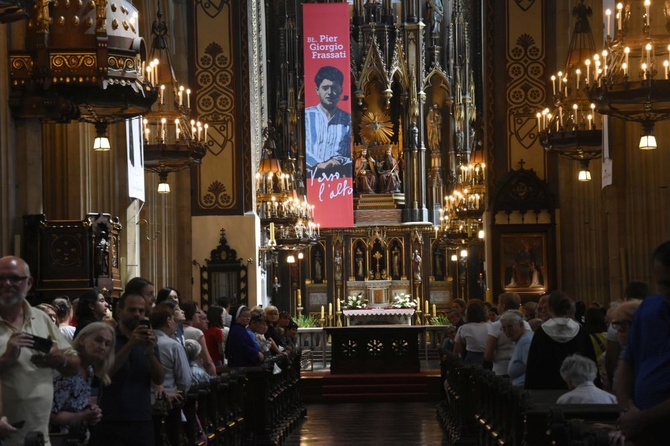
[438,354,630,446]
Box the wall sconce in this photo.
[450,254,458,262]
[286,254,296,264]
[578,160,592,182]
[478,229,485,239]
[93,121,111,152]
[157,171,170,194]
[460,249,468,258]
[297,252,304,260]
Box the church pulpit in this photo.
[22,213,122,301]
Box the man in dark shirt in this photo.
[89,292,164,446]
[616,242,670,445]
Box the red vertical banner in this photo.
[303,3,353,228]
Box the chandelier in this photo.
[141,1,207,193]
[538,0,602,181]
[588,0,670,149]
[257,126,318,255]
[437,142,486,243]
[8,0,157,141]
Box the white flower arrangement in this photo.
[344,292,368,309]
[391,293,416,309]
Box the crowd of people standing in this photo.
[0,255,300,446]
[441,240,670,445]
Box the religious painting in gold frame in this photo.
[500,233,547,294]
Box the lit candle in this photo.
[622,62,628,77]
[255,172,261,191]
[144,127,150,144]
[178,86,184,106]
[617,3,623,31]
[204,124,209,143]
[645,0,650,27]
[587,114,592,129]
[175,119,180,140]
[297,289,302,307]
[551,75,556,95]
[605,9,611,37]
[161,118,166,142]
[642,63,648,80]
[557,71,563,94]
[585,59,590,84]
[536,112,541,132]
[432,304,437,318]
[321,306,325,320]
[573,103,579,128]
[197,122,202,141]
[575,68,581,90]
[665,60,669,79]
[160,85,165,105]
[186,88,191,109]
[624,47,630,69]
[590,103,596,128]
[269,222,275,242]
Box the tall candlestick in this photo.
[269,222,275,242]
[605,9,611,38]
[328,303,332,316]
[160,85,165,105]
[424,300,429,314]
[337,298,341,312]
[617,3,623,31]
[297,289,302,307]
[204,124,209,143]
[321,306,325,320]
[186,89,191,109]
[175,119,180,140]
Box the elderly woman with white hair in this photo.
[557,354,617,404]
[500,310,532,387]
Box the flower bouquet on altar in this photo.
[391,293,416,309]
[344,292,367,309]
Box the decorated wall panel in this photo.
[191,0,250,214]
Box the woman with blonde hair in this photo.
[50,322,116,440]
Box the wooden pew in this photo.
[438,355,623,446]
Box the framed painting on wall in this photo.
[500,233,548,294]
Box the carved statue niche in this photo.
[351,239,368,281]
[432,240,446,281]
[195,229,248,309]
[388,238,404,280]
[311,244,326,284]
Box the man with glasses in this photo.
[0,255,79,445]
[615,242,670,445]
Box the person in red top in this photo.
[204,306,228,367]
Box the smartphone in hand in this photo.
[138,319,151,329]
[24,334,53,354]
